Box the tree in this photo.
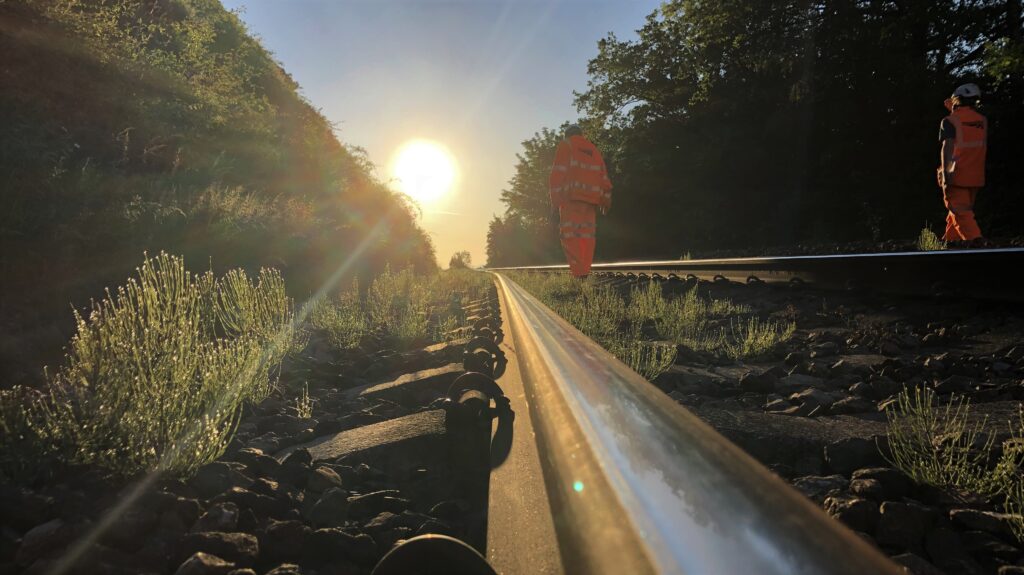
[485,128,574,267]
[568,0,1022,256]
[448,251,472,269]
[489,1,1022,264]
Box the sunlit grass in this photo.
[505,271,795,379]
[1,253,297,478]
[917,226,946,251]
[293,383,313,419]
[309,267,491,352]
[723,317,797,359]
[884,387,993,493]
[885,389,1024,542]
[310,281,367,349]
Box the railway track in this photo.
[9,250,1019,574]
[493,247,1024,302]
[467,250,1023,573]
[479,271,901,574]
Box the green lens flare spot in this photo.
[573,480,584,493]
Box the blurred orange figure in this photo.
[548,124,613,277]
[937,83,987,243]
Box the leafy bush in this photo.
[7,253,296,477]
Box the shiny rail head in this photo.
[492,272,901,575]
[487,246,1024,271]
[489,248,1024,302]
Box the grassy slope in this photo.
[0,0,435,384]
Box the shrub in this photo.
[885,390,1024,543]
[367,266,430,348]
[309,281,367,350]
[884,387,994,495]
[17,253,295,477]
[309,268,491,351]
[993,409,1024,543]
[723,317,797,360]
[917,226,946,251]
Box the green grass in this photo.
[310,267,491,352]
[884,387,994,494]
[886,390,1024,542]
[1,0,437,389]
[505,272,795,379]
[293,383,313,419]
[917,226,947,251]
[1,253,297,478]
[310,281,368,350]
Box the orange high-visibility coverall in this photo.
[940,106,987,241]
[549,135,612,277]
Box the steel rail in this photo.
[493,247,1024,301]
[493,272,901,575]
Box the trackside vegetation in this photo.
[487,0,1024,267]
[917,227,947,251]
[1,0,434,384]
[505,272,795,379]
[0,253,299,478]
[885,387,1024,543]
[0,258,491,481]
[309,268,492,352]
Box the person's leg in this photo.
[578,206,597,276]
[943,188,962,241]
[560,204,585,277]
[966,188,983,240]
[943,212,958,242]
[946,187,982,241]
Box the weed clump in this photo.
[886,389,1024,543]
[505,272,794,379]
[917,226,946,251]
[310,268,490,352]
[1,253,296,478]
[884,387,993,493]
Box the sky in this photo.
[221,0,660,267]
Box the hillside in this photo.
[0,0,435,384]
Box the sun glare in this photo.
[390,139,458,205]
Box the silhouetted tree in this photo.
[448,251,472,269]
[489,0,1023,266]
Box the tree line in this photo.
[488,0,1024,266]
[1,0,435,383]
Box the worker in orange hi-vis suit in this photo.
[937,83,987,244]
[548,124,612,278]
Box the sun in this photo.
[389,139,458,205]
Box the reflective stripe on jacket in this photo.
[549,135,612,207]
[945,107,987,188]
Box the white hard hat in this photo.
[952,83,981,99]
